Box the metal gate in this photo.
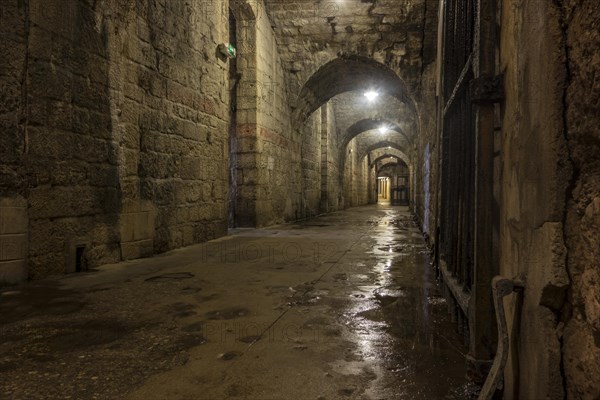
[436,0,501,382]
[439,0,476,345]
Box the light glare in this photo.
[364,91,379,101]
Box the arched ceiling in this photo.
[343,117,412,147]
[263,0,438,94]
[342,134,410,172]
[369,148,410,166]
[372,155,399,165]
[359,140,413,163]
[372,155,408,169]
[377,158,401,169]
[350,131,411,159]
[378,162,408,176]
[263,0,440,172]
[353,130,410,148]
[294,56,414,121]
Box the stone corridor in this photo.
[2,0,600,398]
[1,205,473,399]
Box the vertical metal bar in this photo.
[439,0,494,353]
[469,0,498,372]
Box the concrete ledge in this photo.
[121,239,154,261]
[0,259,28,285]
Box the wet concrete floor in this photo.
[0,205,477,399]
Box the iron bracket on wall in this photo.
[470,75,504,104]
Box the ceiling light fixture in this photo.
[364,91,379,102]
[379,126,389,134]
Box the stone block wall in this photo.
[0,197,28,284]
[498,1,575,397]
[498,1,600,398]
[232,4,259,228]
[323,102,342,212]
[0,0,354,283]
[300,100,344,218]
[252,0,301,226]
[342,140,371,208]
[301,109,322,218]
[356,156,370,206]
[561,1,600,398]
[412,1,599,397]
[0,0,232,283]
[121,0,230,252]
[0,0,29,284]
[412,64,438,237]
[0,0,427,286]
[25,0,123,279]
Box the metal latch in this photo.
[470,75,504,104]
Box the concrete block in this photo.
[121,239,154,261]
[0,196,27,285]
[0,259,27,285]
[0,200,27,234]
[0,233,27,261]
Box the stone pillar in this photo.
[320,105,329,213]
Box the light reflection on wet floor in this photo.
[319,208,478,399]
[0,205,479,399]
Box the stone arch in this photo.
[360,141,412,163]
[377,158,401,169]
[344,132,410,170]
[343,118,412,148]
[371,154,409,169]
[294,55,417,121]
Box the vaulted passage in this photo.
[1,0,599,399]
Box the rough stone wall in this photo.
[260,0,438,217]
[0,0,27,196]
[0,0,356,283]
[342,139,371,208]
[318,101,341,213]
[413,63,438,237]
[357,155,370,206]
[485,4,598,398]
[252,0,303,226]
[412,0,599,397]
[121,0,230,255]
[231,5,258,228]
[324,102,342,212]
[499,2,569,397]
[0,0,232,282]
[561,1,600,398]
[264,0,429,97]
[0,0,29,284]
[332,92,416,146]
[343,141,356,207]
[301,108,322,218]
[25,0,124,278]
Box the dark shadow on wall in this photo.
[26,0,121,278]
[0,0,30,285]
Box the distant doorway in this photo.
[377,177,391,203]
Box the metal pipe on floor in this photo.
[478,276,525,400]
